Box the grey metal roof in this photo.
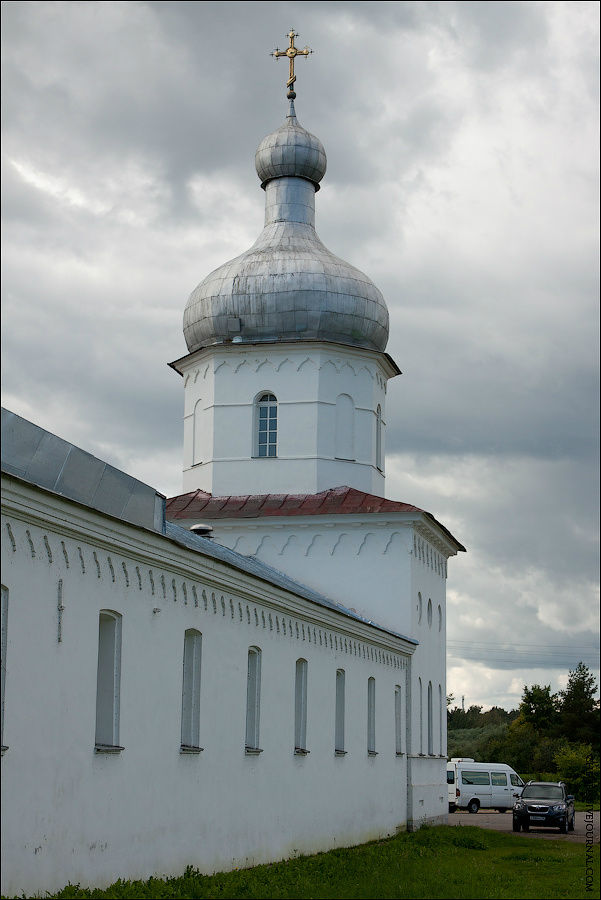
[1,407,416,647]
[183,103,389,354]
[1,408,164,532]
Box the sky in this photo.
[1,0,599,711]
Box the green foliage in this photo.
[447,704,484,729]
[480,718,541,774]
[447,663,600,777]
[557,663,600,751]
[13,827,592,900]
[554,742,601,802]
[447,724,508,761]
[519,684,557,733]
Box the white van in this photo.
[447,758,524,813]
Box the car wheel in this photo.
[512,820,521,832]
[568,815,575,832]
[522,822,529,832]
[497,808,508,813]
[467,799,480,814]
[559,819,567,834]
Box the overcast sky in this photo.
[2,1,599,710]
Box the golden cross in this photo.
[271,29,312,99]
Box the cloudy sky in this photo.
[2,1,599,710]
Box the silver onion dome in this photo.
[255,110,326,187]
[183,102,389,354]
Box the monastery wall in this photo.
[205,514,450,830]
[1,475,414,897]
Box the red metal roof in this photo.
[165,485,465,551]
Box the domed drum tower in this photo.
[171,74,400,497]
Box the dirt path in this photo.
[448,809,600,843]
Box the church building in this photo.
[1,36,464,897]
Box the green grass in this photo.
[13,826,596,900]
[574,800,600,811]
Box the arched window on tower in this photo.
[376,404,383,471]
[335,394,355,460]
[255,393,277,458]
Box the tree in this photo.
[555,742,600,802]
[557,663,600,750]
[447,703,483,730]
[519,684,557,733]
[480,706,515,727]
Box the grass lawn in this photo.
[17,825,595,900]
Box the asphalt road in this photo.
[448,809,600,843]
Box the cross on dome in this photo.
[271,28,312,99]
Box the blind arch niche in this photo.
[335,394,355,460]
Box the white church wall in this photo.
[1,476,414,897]
[208,517,440,640]
[176,343,393,496]
[409,534,448,759]
[403,534,448,827]
[200,514,451,830]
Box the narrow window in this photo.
[294,658,308,753]
[245,647,262,752]
[1,585,8,751]
[418,677,423,754]
[438,604,442,632]
[367,677,377,755]
[375,404,383,471]
[417,592,422,624]
[335,393,355,460]
[427,681,433,755]
[395,684,403,755]
[427,598,432,628]
[335,668,345,755]
[439,683,443,756]
[95,611,122,751]
[255,393,277,457]
[181,629,202,752]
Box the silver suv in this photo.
[513,781,575,833]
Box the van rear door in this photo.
[447,765,457,807]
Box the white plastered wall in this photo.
[191,512,453,830]
[1,478,413,897]
[176,342,395,497]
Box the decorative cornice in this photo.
[170,340,401,380]
[2,479,415,659]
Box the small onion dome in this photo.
[255,102,326,188]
